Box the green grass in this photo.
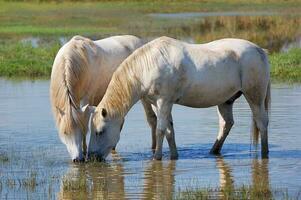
[0,0,300,38]
[0,153,9,163]
[0,41,59,78]
[270,48,301,83]
[0,0,300,80]
[0,42,300,82]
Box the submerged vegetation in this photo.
[175,186,301,200]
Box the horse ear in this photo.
[56,106,65,116]
[81,104,89,113]
[101,108,107,118]
[81,104,96,114]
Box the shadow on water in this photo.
[117,142,301,162]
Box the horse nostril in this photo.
[73,158,85,163]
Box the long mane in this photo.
[50,36,96,135]
[100,37,173,118]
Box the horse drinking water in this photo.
[86,36,270,160]
[50,35,158,162]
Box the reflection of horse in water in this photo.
[142,161,176,199]
[251,158,270,198]
[216,156,271,199]
[57,162,125,199]
[216,157,234,192]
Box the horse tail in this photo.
[252,48,271,145]
[252,80,271,145]
[50,36,93,135]
[265,80,271,114]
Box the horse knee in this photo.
[156,129,165,138]
[165,130,173,141]
[226,120,234,129]
[221,119,234,132]
[255,115,268,132]
[147,114,157,127]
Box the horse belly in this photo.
[177,72,241,108]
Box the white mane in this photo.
[50,36,97,135]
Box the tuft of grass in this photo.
[0,153,9,163]
[175,185,300,200]
[270,48,301,83]
[22,171,38,191]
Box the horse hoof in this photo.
[209,148,221,155]
[151,149,156,154]
[261,151,269,159]
[170,154,178,160]
[153,154,162,160]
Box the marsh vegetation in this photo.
[0,0,300,80]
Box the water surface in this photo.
[0,79,301,199]
[149,11,279,19]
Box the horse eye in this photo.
[96,129,105,136]
[96,131,102,136]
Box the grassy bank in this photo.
[0,0,300,52]
[270,48,301,83]
[0,1,300,39]
[0,42,300,81]
[0,42,59,78]
[0,0,300,81]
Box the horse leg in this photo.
[153,99,173,160]
[82,137,87,156]
[210,102,234,154]
[141,99,157,152]
[80,96,89,156]
[165,114,178,160]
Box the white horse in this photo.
[87,36,271,160]
[50,35,158,162]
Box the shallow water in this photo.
[0,79,301,199]
[149,11,280,19]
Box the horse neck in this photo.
[101,69,142,119]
